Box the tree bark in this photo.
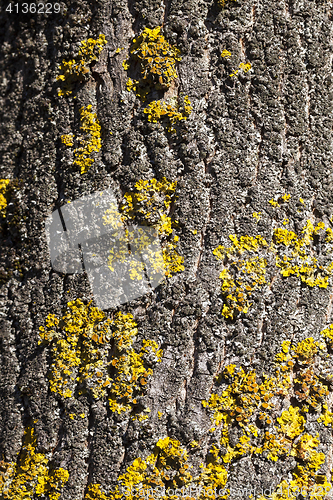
[1,0,333,499]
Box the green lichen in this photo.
[39,299,162,414]
[0,426,69,500]
[56,34,107,97]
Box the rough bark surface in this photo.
[1,0,333,499]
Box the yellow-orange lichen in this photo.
[201,334,332,499]
[61,105,102,174]
[0,179,11,218]
[57,34,107,97]
[118,177,184,278]
[39,299,162,414]
[214,218,333,318]
[0,427,69,500]
[143,96,192,133]
[124,26,181,101]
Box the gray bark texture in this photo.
[1,0,333,499]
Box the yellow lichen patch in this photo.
[320,324,333,346]
[39,300,162,415]
[143,96,192,133]
[293,366,329,411]
[269,194,290,208]
[214,219,333,318]
[217,0,237,8]
[118,178,184,278]
[74,105,102,174]
[292,337,320,363]
[277,406,305,439]
[102,201,125,230]
[102,436,228,500]
[123,28,191,128]
[273,220,333,288]
[106,430,224,496]
[61,105,102,174]
[39,300,113,398]
[269,198,280,208]
[229,62,251,77]
[260,436,331,500]
[102,222,170,282]
[120,437,191,492]
[202,337,328,455]
[161,237,185,277]
[80,334,328,499]
[213,234,269,259]
[213,235,268,318]
[203,364,289,453]
[85,483,108,500]
[317,403,333,427]
[85,327,333,500]
[0,179,11,217]
[221,49,231,58]
[201,333,333,499]
[291,433,321,462]
[0,427,69,500]
[261,431,289,462]
[287,337,329,412]
[252,212,261,222]
[108,321,162,414]
[121,177,177,224]
[57,34,107,97]
[130,412,149,422]
[124,26,181,101]
[60,134,74,147]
